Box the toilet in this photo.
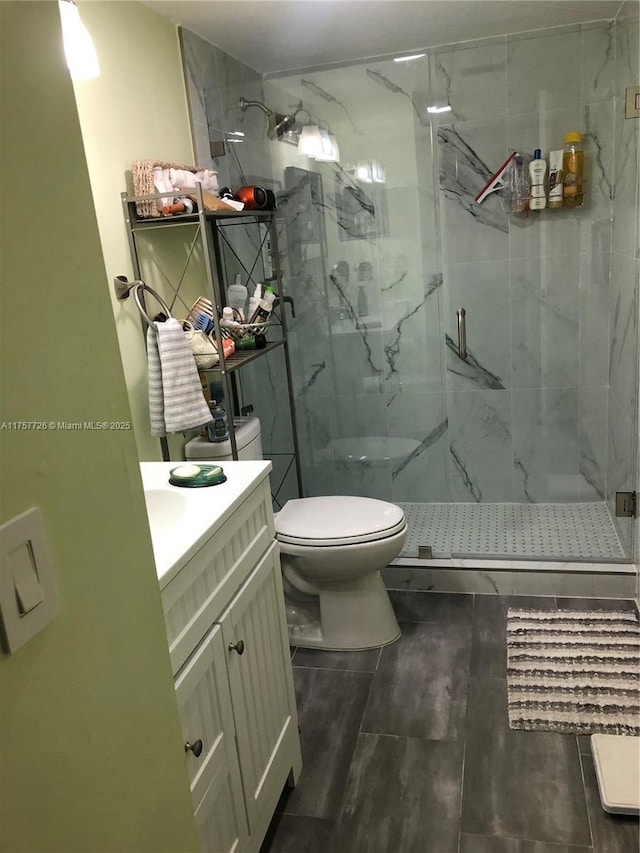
[185,418,406,651]
[276,496,406,650]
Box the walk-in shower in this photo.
[180,14,638,574]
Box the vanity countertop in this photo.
[140,460,272,588]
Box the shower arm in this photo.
[239,97,305,139]
[239,97,273,117]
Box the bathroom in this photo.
[1,2,638,852]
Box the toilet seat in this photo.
[275,496,406,547]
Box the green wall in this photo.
[72,0,197,462]
[0,4,199,850]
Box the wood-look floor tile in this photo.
[460,830,593,852]
[520,842,592,852]
[581,753,640,853]
[462,677,591,847]
[470,595,557,678]
[329,733,463,853]
[361,620,471,741]
[259,814,333,853]
[292,645,381,672]
[393,590,473,624]
[278,668,372,819]
[460,832,520,851]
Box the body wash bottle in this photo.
[528,149,547,210]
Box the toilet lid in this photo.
[275,496,406,547]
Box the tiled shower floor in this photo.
[398,501,626,561]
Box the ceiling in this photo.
[141,0,629,75]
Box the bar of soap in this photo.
[171,464,201,479]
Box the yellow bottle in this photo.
[562,131,584,208]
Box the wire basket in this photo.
[185,297,270,341]
[220,320,270,342]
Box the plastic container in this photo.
[528,148,547,210]
[227,274,248,321]
[562,131,584,208]
[220,306,242,329]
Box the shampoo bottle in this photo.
[528,149,547,210]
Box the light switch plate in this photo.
[0,507,59,653]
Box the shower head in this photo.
[239,96,301,140]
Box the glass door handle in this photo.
[456,308,467,360]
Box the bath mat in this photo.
[506,609,640,736]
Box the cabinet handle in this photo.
[184,739,203,757]
[228,640,245,655]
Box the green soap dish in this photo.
[169,464,227,488]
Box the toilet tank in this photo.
[184,416,263,461]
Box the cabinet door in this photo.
[219,542,300,836]
[175,624,249,853]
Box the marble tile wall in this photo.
[180,18,638,560]
[434,23,623,508]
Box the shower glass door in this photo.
[264,18,637,564]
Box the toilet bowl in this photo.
[186,417,405,651]
[275,496,406,651]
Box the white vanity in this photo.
[140,461,302,853]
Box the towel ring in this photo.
[133,282,173,329]
[114,275,173,332]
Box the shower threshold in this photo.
[396,500,627,562]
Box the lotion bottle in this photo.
[529,149,547,210]
[227,274,248,321]
[249,285,275,323]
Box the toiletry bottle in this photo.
[247,283,262,321]
[220,306,242,329]
[249,285,275,323]
[562,132,584,208]
[528,149,547,210]
[548,150,564,209]
[227,274,248,321]
[207,400,229,443]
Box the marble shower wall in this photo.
[180,20,638,558]
[268,22,628,514]
[434,23,621,506]
[607,12,639,559]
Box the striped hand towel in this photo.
[147,319,211,437]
